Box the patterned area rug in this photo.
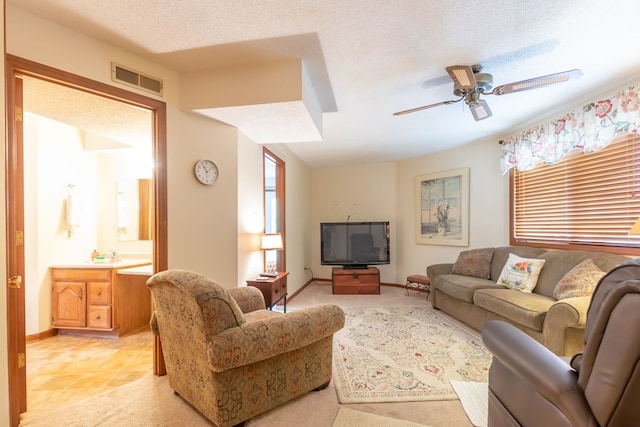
[333,305,492,403]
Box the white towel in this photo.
[66,185,82,236]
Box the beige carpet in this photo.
[20,284,476,427]
[20,374,212,427]
[333,305,492,403]
[332,407,430,427]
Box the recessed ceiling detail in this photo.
[184,59,323,144]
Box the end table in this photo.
[246,271,288,312]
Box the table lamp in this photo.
[260,233,283,275]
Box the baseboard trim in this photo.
[26,328,58,343]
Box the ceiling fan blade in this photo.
[446,65,477,90]
[491,69,582,95]
[393,98,463,116]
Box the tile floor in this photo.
[25,329,153,412]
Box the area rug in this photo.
[333,305,491,403]
[332,407,430,427]
[450,380,488,427]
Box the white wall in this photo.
[308,140,509,286]
[395,138,510,280]
[311,162,397,283]
[237,131,265,284]
[6,5,252,289]
[25,113,99,334]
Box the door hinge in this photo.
[15,106,22,122]
[17,352,25,369]
[16,230,24,245]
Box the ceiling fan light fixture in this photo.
[469,99,492,121]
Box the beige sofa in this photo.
[427,246,628,356]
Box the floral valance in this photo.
[500,80,640,173]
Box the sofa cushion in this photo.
[490,246,548,281]
[496,253,546,293]
[553,259,606,300]
[435,274,503,303]
[534,250,629,299]
[451,247,496,279]
[474,289,554,331]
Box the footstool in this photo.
[406,274,431,300]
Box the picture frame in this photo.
[415,167,469,246]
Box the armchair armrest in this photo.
[482,320,595,425]
[207,304,345,371]
[229,286,265,313]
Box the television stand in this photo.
[332,267,380,295]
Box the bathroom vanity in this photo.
[51,259,153,337]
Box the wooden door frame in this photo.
[263,148,286,273]
[5,55,168,425]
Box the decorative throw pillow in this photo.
[496,253,546,292]
[553,259,606,300]
[451,247,496,279]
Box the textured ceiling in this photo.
[22,76,152,150]
[9,0,640,167]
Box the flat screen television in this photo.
[320,221,390,269]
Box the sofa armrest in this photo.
[207,304,345,371]
[543,296,591,356]
[426,263,453,280]
[229,286,266,313]
[482,320,595,425]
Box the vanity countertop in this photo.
[117,264,154,275]
[50,259,152,270]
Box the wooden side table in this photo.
[246,271,289,312]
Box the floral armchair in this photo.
[147,269,345,427]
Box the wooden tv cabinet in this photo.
[332,267,380,295]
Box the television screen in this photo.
[321,221,390,268]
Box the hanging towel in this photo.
[65,185,82,237]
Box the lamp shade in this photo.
[629,217,640,235]
[260,233,283,250]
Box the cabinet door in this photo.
[52,281,87,328]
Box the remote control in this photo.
[259,272,278,277]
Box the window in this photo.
[511,134,640,254]
[264,148,286,272]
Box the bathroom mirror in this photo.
[117,178,152,241]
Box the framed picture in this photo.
[415,168,469,246]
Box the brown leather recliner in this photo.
[481,258,640,426]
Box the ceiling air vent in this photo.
[111,62,163,96]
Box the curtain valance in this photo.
[500,81,640,173]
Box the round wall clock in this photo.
[194,159,219,185]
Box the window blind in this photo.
[511,134,640,253]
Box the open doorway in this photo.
[5,55,168,423]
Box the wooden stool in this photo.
[406,274,431,300]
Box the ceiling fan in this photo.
[394,65,582,121]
